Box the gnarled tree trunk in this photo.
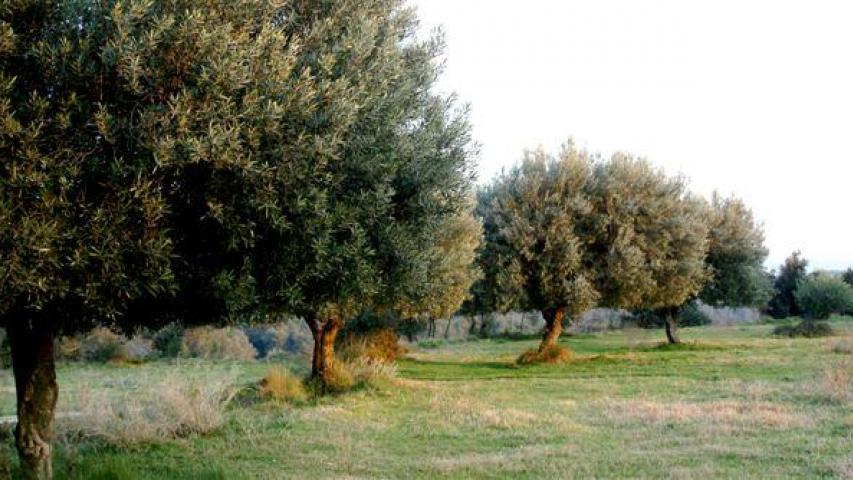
[539,306,565,352]
[8,320,58,480]
[305,315,342,389]
[664,309,680,344]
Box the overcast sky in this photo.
[412,0,852,271]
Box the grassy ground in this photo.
[1,320,851,479]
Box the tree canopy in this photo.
[476,144,599,354]
[586,154,709,343]
[699,193,772,308]
[1,0,477,475]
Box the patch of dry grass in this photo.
[517,345,572,365]
[58,369,238,445]
[820,360,852,403]
[259,367,307,403]
[602,398,812,429]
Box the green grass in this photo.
[1,321,852,479]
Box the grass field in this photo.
[1,321,851,479]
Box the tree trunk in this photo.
[8,321,57,480]
[538,306,564,352]
[664,310,680,344]
[427,318,436,338]
[443,317,452,339]
[305,316,342,389]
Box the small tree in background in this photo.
[699,193,772,309]
[402,210,482,338]
[587,154,710,344]
[794,274,853,320]
[477,144,600,361]
[768,251,809,318]
[842,268,853,287]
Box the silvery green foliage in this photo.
[700,193,772,308]
[587,154,710,311]
[477,143,599,318]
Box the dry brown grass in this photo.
[59,370,238,445]
[259,367,307,403]
[338,328,405,364]
[603,398,812,429]
[829,338,853,355]
[820,360,852,403]
[517,345,572,365]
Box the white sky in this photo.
[412,0,853,271]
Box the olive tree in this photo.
[244,0,476,388]
[768,251,809,318]
[405,210,482,338]
[587,154,709,344]
[700,193,772,309]
[477,144,599,357]
[1,0,416,475]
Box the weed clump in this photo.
[63,370,238,445]
[259,367,307,403]
[517,345,573,365]
[773,320,833,338]
[182,327,257,361]
[82,327,127,362]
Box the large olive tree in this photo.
[2,0,434,475]
[243,0,476,388]
[587,154,709,344]
[476,144,599,356]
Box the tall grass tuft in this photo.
[60,370,238,445]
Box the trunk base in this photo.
[664,312,681,344]
[306,316,348,392]
[9,321,57,480]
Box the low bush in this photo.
[182,327,257,361]
[679,302,712,327]
[123,334,154,363]
[259,367,307,403]
[242,327,278,359]
[81,327,127,362]
[55,335,83,362]
[152,323,184,358]
[517,345,573,365]
[772,320,834,338]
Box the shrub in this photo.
[259,367,307,403]
[679,302,712,327]
[773,320,834,338]
[794,274,853,320]
[62,370,238,445]
[517,345,573,365]
[338,328,404,364]
[242,327,277,359]
[55,335,83,362]
[153,323,185,358]
[181,327,257,361]
[123,334,154,363]
[82,327,127,362]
